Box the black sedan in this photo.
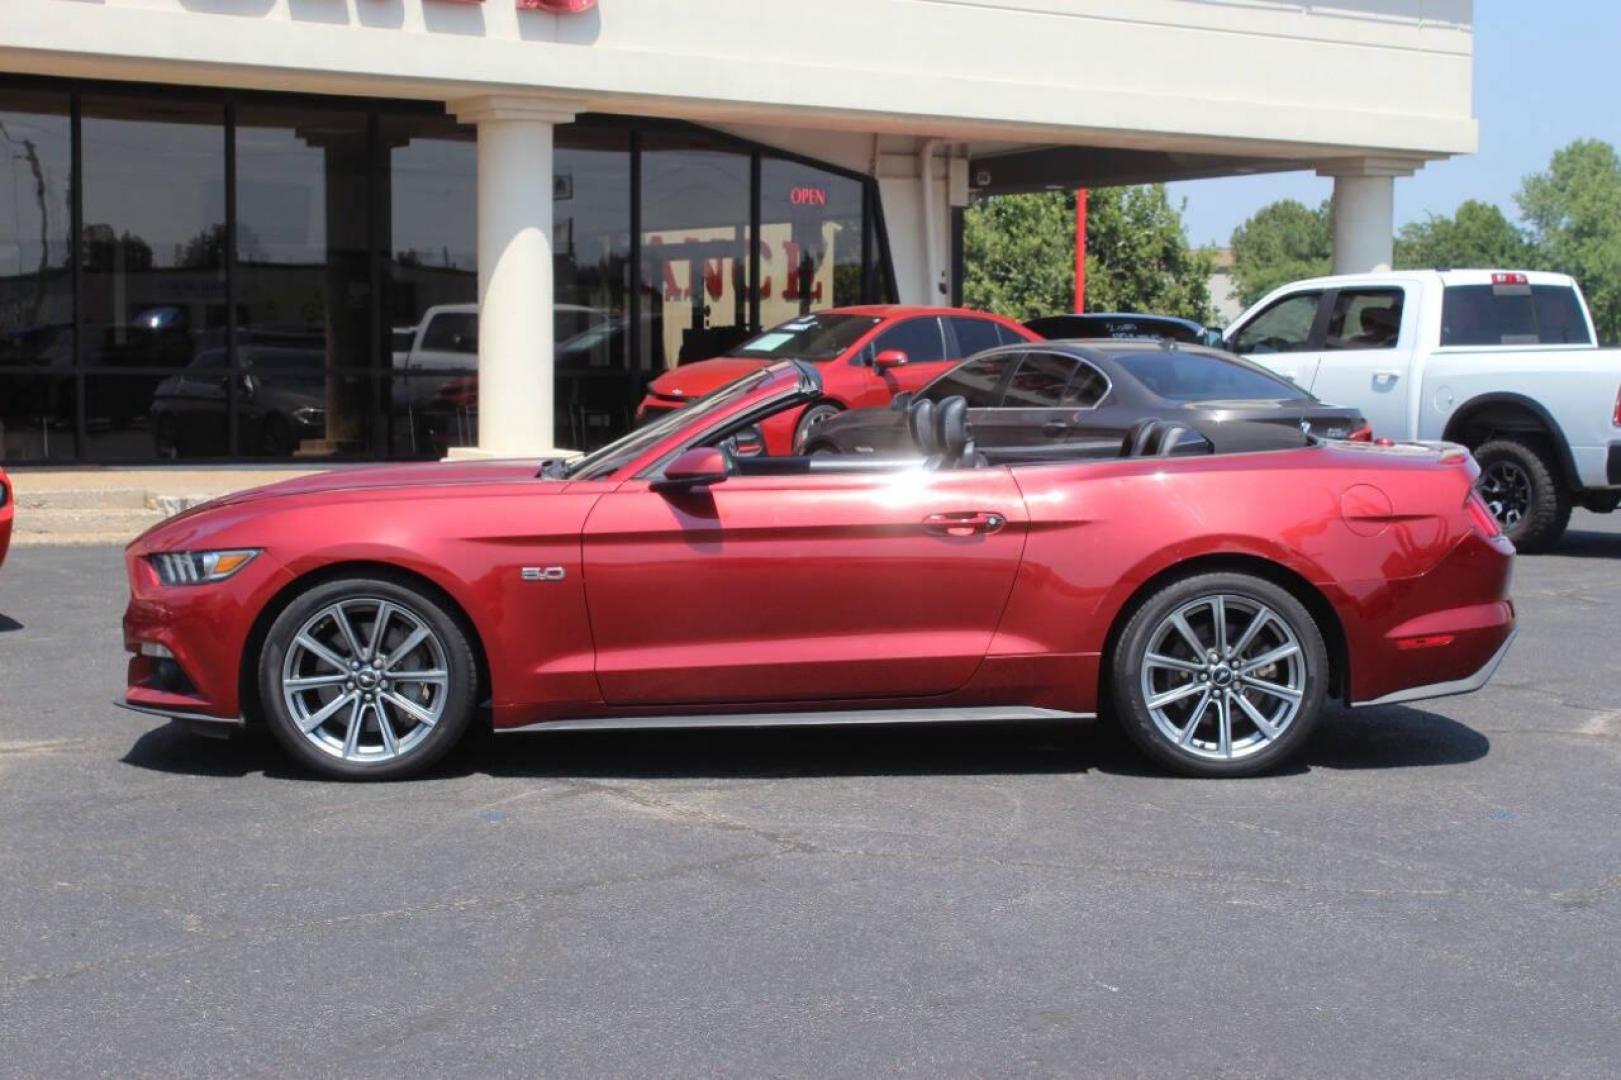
[802,340,1370,459]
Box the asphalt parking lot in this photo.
[2,516,1619,1079]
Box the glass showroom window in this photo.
[637,129,752,372]
[0,89,73,461]
[80,95,227,461]
[758,158,864,327]
[553,125,631,450]
[227,104,373,460]
[383,111,477,459]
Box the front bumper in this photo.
[121,546,295,721]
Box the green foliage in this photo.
[961,191,1075,321]
[1395,200,1534,271]
[1516,139,1621,343]
[1228,199,1331,307]
[963,185,1214,324]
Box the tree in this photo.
[1227,199,1331,307]
[1516,139,1621,343]
[1083,185,1215,323]
[1395,199,1534,271]
[963,185,1214,323]
[962,191,1073,321]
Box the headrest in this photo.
[908,398,939,456]
[935,396,968,462]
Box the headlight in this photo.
[149,549,260,586]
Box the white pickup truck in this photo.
[1223,269,1621,551]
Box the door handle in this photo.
[1042,420,1068,437]
[923,511,1007,537]
[1373,370,1401,385]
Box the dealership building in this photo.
[0,0,1476,465]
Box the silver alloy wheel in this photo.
[1478,460,1531,528]
[280,597,450,763]
[1139,593,1306,761]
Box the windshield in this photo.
[733,313,882,362]
[1114,351,1310,402]
[563,366,782,481]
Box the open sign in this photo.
[789,186,829,207]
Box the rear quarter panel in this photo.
[1000,444,1503,709]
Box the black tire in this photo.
[1109,572,1329,778]
[1473,438,1570,553]
[257,576,479,781]
[793,402,842,454]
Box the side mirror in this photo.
[1204,328,1226,349]
[873,349,909,370]
[652,446,730,493]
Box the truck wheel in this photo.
[1474,438,1571,553]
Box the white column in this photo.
[448,95,582,459]
[1317,157,1421,275]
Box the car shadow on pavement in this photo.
[1549,527,1621,559]
[121,704,1488,782]
[0,613,22,632]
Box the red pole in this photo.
[1073,188,1088,313]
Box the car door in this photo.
[1303,286,1412,437]
[858,316,952,402]
[990,350,1119,452]
[918,351,1020,446]
[582,465,1029,706]
[1226,290,1327,388]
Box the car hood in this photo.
[145,459,556,537]
[645,356,770,400]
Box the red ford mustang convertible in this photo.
[121,361,1516,780]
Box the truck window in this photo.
[420,313,479,354]
[1441,283,1592,346]
[1324,289,1403,350]
[1230,292,1321,354]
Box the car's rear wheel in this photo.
[258,577,478,780]
[1110,573,1328,777]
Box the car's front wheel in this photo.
[258,576,478,780]
[1110,572,1328,777]
[793,402,842,454]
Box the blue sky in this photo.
[1167,1,1621,247]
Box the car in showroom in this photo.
[634,306,1038,454]
[1025,311,1217,345]
[119,360,1515,782]
[802,340,1371,458]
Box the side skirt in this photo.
[499,705,1094,735]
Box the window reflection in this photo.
[639,131,751,372]
[0,91,73,385]
[81,96,226,373]
[235,105,371,458]
[0,80,891,462]
[759,158,863,325]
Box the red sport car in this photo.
[635,306,1037,454]
[0,467,12,569]
[121,361,1516,781]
